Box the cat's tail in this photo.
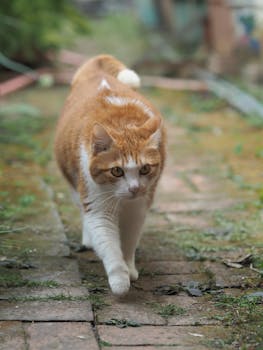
[72,55,141,88]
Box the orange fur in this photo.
[54,55,166,205]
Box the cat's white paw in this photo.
[128,265,139,281]
[109,273,130,296]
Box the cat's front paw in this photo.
[109,273,130,296]
[128,265,139,281]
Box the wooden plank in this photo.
[0,74,38,97]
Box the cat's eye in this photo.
[111,166,124,177]
[139,164,151,175]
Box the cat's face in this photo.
[89,120,162,199]
[90,147,161,199]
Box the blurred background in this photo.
[1,0,263,90]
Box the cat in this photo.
[55,55,165,295]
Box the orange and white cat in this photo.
[55,55,165,295]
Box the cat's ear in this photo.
[147,128,162,148]
[143,117,162,148]
[92,123,113,155]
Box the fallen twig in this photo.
[0,74,38,96]
[250,263,263,275]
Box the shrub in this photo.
[0,0,89,65]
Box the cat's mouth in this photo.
[125,191,145,200]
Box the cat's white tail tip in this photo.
[117,69,141,88]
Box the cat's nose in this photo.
[129,185,140,195]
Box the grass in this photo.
[148,302,186,319]
[7,294,88,303]
[0,195,39,221]
[0,101,54,230]
[0,102,53,165]
[88,294,109,311]
[0,272,60,288]
[252,255,263,273]
[212,293,263,349]
[0,198,44,225]
[202,338,232,349]
[224,166,261,191]
[212,212,250,242]
[6,292,109,311]
[187,92,227,113]
[213,294,262,325]
[99,340,112,347]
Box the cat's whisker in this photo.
[98,194,116,207]
[82,191,115,212]
[83,191,114,207]
[88,190,114,201]
[112,198,121,216]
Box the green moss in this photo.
[214,294,263,325]
[212,292,263,349]
[88,294,109,311]
[0,271,59,288]
[18,194,36,207]
[8,294,85,302]
[99,340,112,347]
[0,199,43,225]
[202,338,231,349]
[252,256,263,273]
[0,103,54,166]
[148,302,186,319]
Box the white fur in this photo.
[98,78,111,91]
[149,128,162,148]
[117,69,141,88]
[105,96,126,106]
[105,95,155,119]
[126,156,137,169]
[70,188,81,207]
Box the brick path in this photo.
[0,87,262,349]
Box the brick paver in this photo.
[0,322,26,350]
[24,322,99,350]
[97,325,232,346]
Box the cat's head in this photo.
[89,117,164,200]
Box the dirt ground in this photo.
[0,81,263,350]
